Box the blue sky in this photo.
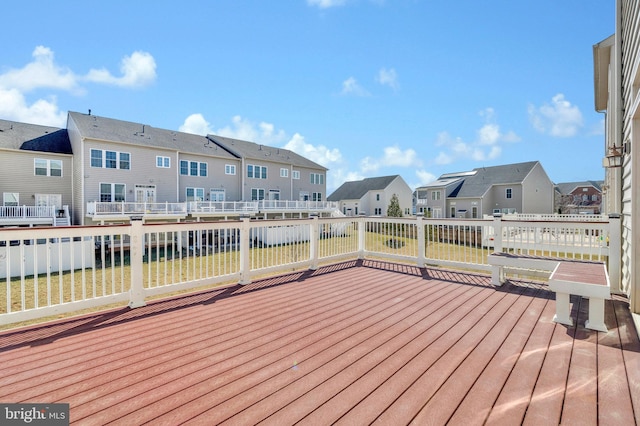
[0,1,614,194]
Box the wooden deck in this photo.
[1,260,638,425]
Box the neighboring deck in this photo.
[1,261,638,425]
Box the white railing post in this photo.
[608,213,622,294]
[128,216,147,308]
[358,214,366,259]
[492,213,503,252]
[239,215,252,285]
[416,214,425,268]
[309,214,319,270]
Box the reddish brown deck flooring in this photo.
[0,260,638,425]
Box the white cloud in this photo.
[85,51,157,88]
[0,87,66,127]
[360,145,422,172]
[307,0,347,8]
[179,113,213,135]
[284,133,342,168]
[341,77,370,96]
[433,109,519,165]
[528,93,583,137]
[0,46,80,94]
[376,67,399,91]
[215,115,287,145]
[415,169,437,186]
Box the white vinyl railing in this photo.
[0,214,621,326]
[0,205,56,219]
[87,201,188,216]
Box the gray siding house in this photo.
[415,161,555,218]
[0,119,73,227]
[328,175,413,217]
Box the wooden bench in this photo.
[488,252,610,332]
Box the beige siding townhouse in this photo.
[328,175,413,217]
[0,119,73,227]
[594,0,640,313]
[67,112,241,225]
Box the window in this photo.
[34,159,62,177]
[225,164,236,175]
[431,191,441,201]
[269,189,281,200]
[374,208,382,215]
[310,173,324,185]
[592,194,598,202]
[186,187,205,201]
[292,170,300,180]
[505,188,512,199]
[280,168,289,178]
[251,188,265,201]
[156,156,170,168]
[248,165,267,179]
[91,149,102,167]
[472,206,478,218]
[180,160,206,177]
[100,183,125,202]
[312,192,322,202]
[450,207,456,217]
[3,193,18,206]
[91,149,130,170]
[376,194,380,201]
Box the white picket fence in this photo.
[0,214,620,326]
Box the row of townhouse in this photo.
[0,112,332,227]
[413,161,556,218]
[327,175,414,217]
[554,180,603,215]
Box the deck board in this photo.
[0,260,637,425]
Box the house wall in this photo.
[0,148,73,212]
[67,117,84,225]
[489,184,523,213]
[619,0,640,310]
[448,199,481,218]
[521,162,555,213]
[385,176,413,216]
[178,154,241,202]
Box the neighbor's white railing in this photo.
[0,214,621,325]
[0,205,56,219]
[87,201,188,216]
[188,201,258,214]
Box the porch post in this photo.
[491,213,504,285]
[239,215,252,285]
[358,214,366,259]
[608,213,622,294]
[128,216,147,308]
[416,214,425,268]
[309,214,319,270]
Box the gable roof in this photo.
[453,161,540,198]
[328,175,399,201]
[68,112,237,159]
[555,180,603,194]
[207,134,327,170]
[0,119,71,154]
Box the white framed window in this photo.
[310,173,324,185]
[3,192,19,206]
[186,187,205,201]
[180,160,207,177]
[431,191,441,201]
[91,149,130,170]
[269,189,280,200]
[156,156,170,168]
[251,188,265,200]
[505,188,512,199]
[34,158,63,177]
[292,170,300,180]
[100,183,126,202]
[312,192,322,201]
[225,164,236,175]
[248,164,267,179]
[280,168,289,178]
[376,194,380,201]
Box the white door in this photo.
[135,185,156,203]
[210,189,225,202]
[35,194,62,209]
[433,208,442,218]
